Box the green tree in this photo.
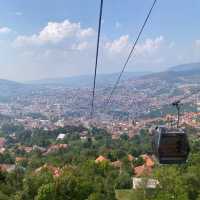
[153,166,188,200]
[35,183,56,200]
[21,171,54,200]
[133,157,145,167]
[115,172,132,189]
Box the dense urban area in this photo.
[0,64,200,199]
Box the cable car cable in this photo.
[171,88,200,105]
[90,0,104,119]
[104,0,158,108]
[171,88,200,127]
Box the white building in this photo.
[56,134,66,140]
[132,178,159,189]
[197,102,200,111]
[55,120,65,128]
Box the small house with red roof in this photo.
[134,154,155,177]
[95,155,109,163]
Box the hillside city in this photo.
[0,65,200,199]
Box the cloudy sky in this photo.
[0,0,200,81]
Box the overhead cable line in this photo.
[90,0,104,119]
[171,87,200,105]
[170,88,200,128]
[105,0,158,107]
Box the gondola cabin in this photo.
[152,126,190,164]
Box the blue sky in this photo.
[0,0,199,81]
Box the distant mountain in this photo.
[0,72,150,99]
[120,63,200,100]
[0,79,39,99]
[28,63,200,88]
[0,79,25,97]
[27,72,151,88]
[138,63,200,83]
[0,62,200,100]
[168,63,200,72]
[0,79,23,87]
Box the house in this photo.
[0,148,5,154]
[80,136,88,141]
[80,131,88,137]
[44,144,68,155]
[111,160,122,168]
[35,164,61,177]
[55,120,65,128]
[128,154,134,162]
[15,157,27,164]
[95,155,109,163]
[141,154,154,168]
[134,165,152,177]
[33,145,46,152]
[9,133,16,140]
[132,178,159,189]
[56,133,66,140]
[0,138,6,148]
[112,134,120,140]
[0,164,16,173]
[44,127,49,131]
[134,155,155,177]
[24,147,33,153]
[18,146,33,153]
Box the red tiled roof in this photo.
[35,164,61,177]
[141,154,154,168]
[134,165,152,177]
[95,155,109,163]
[128,154,134,162]
[0,138,6,147]
[0,164,15,172]
[16,157,27,162]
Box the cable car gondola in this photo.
[152,100,190,164]
[152,126,190,164]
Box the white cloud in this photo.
[72,41,89,51]
[0,27,11,34]
[15,35,41,47]
[135,36,164,55]
[10,22,177,80]
[103,35,169,72]
[77,28,95,39]
[105,35,129,53]
[14,19,95,46]
[105,35,164,56]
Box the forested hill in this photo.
[169,62,200,72]
[137,62,200,84]
[0,79,41,99]
[26,72,150,88]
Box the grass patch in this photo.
[115,189,135,200]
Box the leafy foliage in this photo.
[0,124,199,199]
